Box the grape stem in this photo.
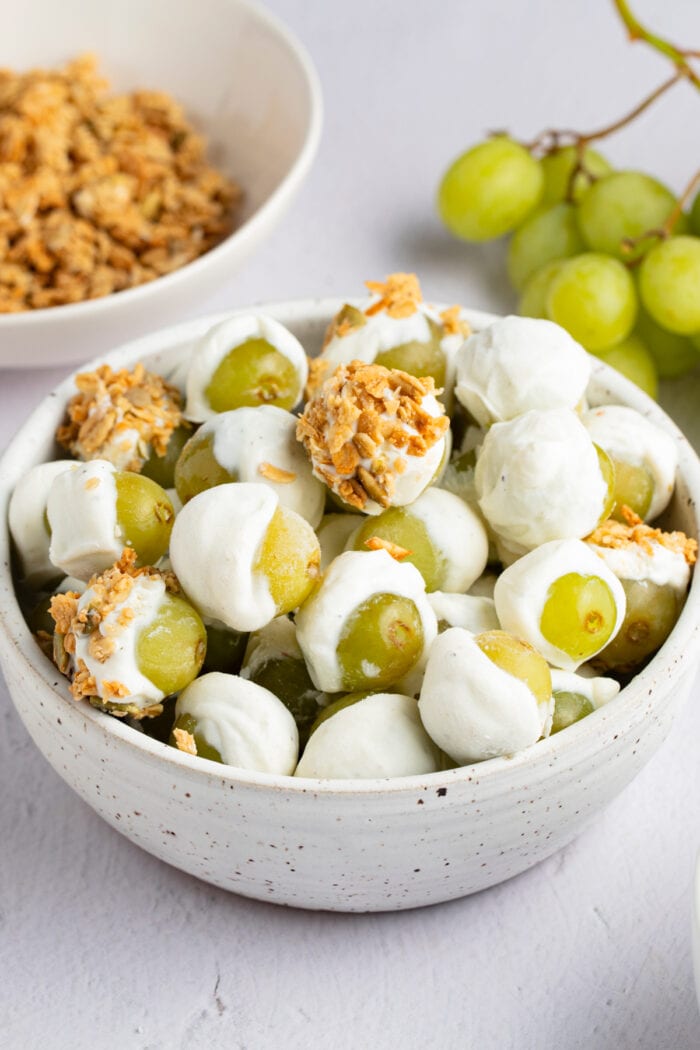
[613,0,700,91]
[620,167,700,258]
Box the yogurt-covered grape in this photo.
[9,460,74,587]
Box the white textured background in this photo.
[2,2,700,1047]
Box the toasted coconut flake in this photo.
[56,362,182,471]
[586,506,697,565]
[364,536,413,560]
[258,461,297,484]
[173,727,198,756]
[365,272,422,319]
[440,305,471,338]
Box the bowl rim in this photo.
[0,0,323,330]
[2,297,700,797]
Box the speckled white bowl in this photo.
[0,0,322,368]
[1,301,700,912]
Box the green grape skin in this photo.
[595,444,617,524]
[249,654,328,745]
[203,623,248,675]
[438,137,544,242]
[595,335,658,400]
[170,712,223,762]
[577,172,681,261]
[255,506,321,615]
[594,578,681,673]
[540,573,618,662]
[475,629,551,704]
[517,259,566,318]
[328,303,367,338]
[136,592,207,695]
[550,691,594,734]
[507,202,585,291]
[204,337,300,413]
[608,457,654,521]
[546,253,637,352]
[539,146,612,206]
[635,307,700,379]
[374,319,446,387]
[337,593,424,692]
[174,428,234,505]
[350,508,444,591]
[638,236,700,335]
[114,472,174,566]
[141,425,192,490]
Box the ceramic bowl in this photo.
[1,300,700,912]
[0,0,322,369]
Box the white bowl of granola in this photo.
[0,0,322,368]
[1,299,700,912]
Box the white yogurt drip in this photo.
[169,483,278,632]
[582,404,678,520]
[295,693,442,779]
[8,460,75,586]
[184,314,308,423]
[73,574,166,708]
[175,672,298,774]
[47,460,122,581]
[295,548,437,693]
[494,538,627,671]
[418,627,551,764]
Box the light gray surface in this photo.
[2,1,700,1047]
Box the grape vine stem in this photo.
[613,0,700,91]
[621,167,700,257]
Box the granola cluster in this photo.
[296,359,449,511]
[49,548,178,710]
[587,505,697,565]
[0,54,241,313]
[56,362,183,471]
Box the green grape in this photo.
[140,696,177,743]
[638,236,700,335]
[136,592,207,695]
[374,319,446,387]
[609,457,654,521]
[308,691,372,735]
[203,622,248,674]
[255,506,320,614]
[507,202,585,291]
[577,172,681,261]
[170,712,222,762]
[635,307,700,379]
[350,508,444,591]
[114,472,174,566]
[550,691,594,734]
[438,137,544,241]
[546,253,637,351]
[594,579,681,673]
[517,259,566,318]
[595,335,658,399]
[540,573,618,662]
[328,303,367,338]
[174,428,234,504]
[204,338,300,412]
[247,653,326,746]
[475,629,551,704]
[595,445,617,523]
[539,146,612,206]
[337,593,424,691]
[141,425,192,490]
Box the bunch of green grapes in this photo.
[438,138,700,395]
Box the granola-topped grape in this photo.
[184,315,308,422]
[47,460,174,581]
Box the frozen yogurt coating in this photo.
[55,363,183,473]
[295,693,442,779]
[475,408,609,554]
[582,404,678,521]
[418,627,553,764]
[455,315,590,427]
[8,460,75,586]
[550,669,620,709]
[173,672,298,775]
[297,359,449,515]
[47,460,122,581]
[295,548,437,693]
[428,591,500,634]
[405,487,489,592]
[184,313,308,423]
[586,510,696,593]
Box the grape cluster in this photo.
[438,137,700,395]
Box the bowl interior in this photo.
[2,300,700,794]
